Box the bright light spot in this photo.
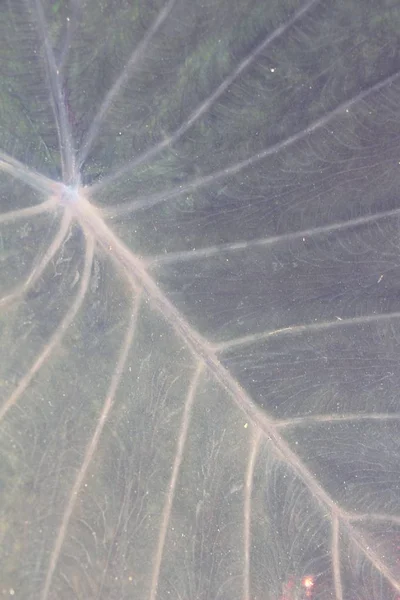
[301,575,315,597]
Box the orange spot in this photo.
[301,575,315,597]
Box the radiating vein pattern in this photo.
[1,0,400,599]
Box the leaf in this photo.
[1,0,400,599]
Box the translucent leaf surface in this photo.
[1,1,400,599]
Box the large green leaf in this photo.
[1,0,400,598]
